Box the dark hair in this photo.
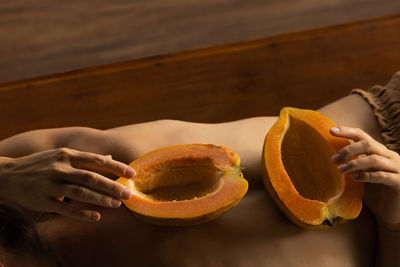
[0,201,62,266]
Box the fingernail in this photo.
[331,127,340,133]
[111,199,121,208]
[125,167,136,177]
[331,153,342,163]
[121,188,132,199]
[106,155,112,159]
[337,163,349,172]
[90,212,100,221]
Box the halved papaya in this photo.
[116,144,248,226]
[262,107,363,230]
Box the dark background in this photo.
[1,0,400,83]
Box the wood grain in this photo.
[1,0,400,82]
[1,14,400,140]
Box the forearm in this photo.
[0,127,106,158]
[0,128,61,157]
[376,224,400,267]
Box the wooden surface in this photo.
[1,14,400,140]
[1,0,400,82]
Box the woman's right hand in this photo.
[330,127,400,231]
[0,147,135,222]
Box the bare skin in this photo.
[0,94,398,266]
[0,149,135,221]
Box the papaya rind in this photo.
[117,144,248,226]
[262,107,363,230]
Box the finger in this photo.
[351,171,400,190]
[332,139,389,163]
[330,127,393,159]
[338,154,399,174]
[61,168,132,200]
[49,199,101,222]
[65,149,135,178]
[51,184,122,209]
[332,141,367,163]
[330,126,371,142]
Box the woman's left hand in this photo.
[330,126,400,231]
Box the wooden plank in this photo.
[1,14,400,140]
[1,0,400,82]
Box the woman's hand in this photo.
[0,147,135,222]
[330,126,400,231]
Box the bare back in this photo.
[32,94,380,266]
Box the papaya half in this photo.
[262,107,363,230]
[116,144,248,226]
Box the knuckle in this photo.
[359,139,370,152]
[363,171,377,180]
[351,127,361,136]
[49,162,58,170]
[354,128,368,141]
[114,164,126,176]
[369,154,380,164]
[378,142,388,150]
[93,155,107,165]
[364,172,374,179]
[102,196,113,206]
[55,147,71,161]
[355,127,364,135]
[49,162,63,175]
[390,150,399,159]
[357,172,367,179]
[375,171,387,179]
